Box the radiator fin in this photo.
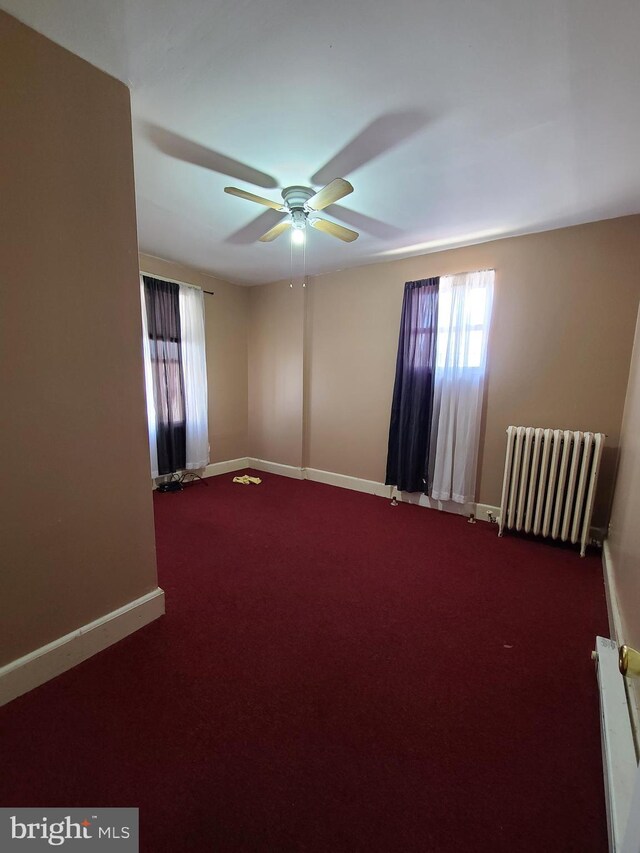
[498,426,605,556]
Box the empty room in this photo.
[1,1,640,851]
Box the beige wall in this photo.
[0,12,158,666]
[248,281,304,467]
[608,305,640,671]
[139,254,249,463]
[249,216,640,523]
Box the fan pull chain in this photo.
[289,234,293,288]
[303,236,307,288]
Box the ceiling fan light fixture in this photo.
[291,226,305,245]
[290,208,307,245]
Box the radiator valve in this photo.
[486,511,497,524]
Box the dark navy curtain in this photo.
[385,278,439,493]
[143,276,186,475]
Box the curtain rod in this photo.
[439,267,495,277]
[140,270,214,296]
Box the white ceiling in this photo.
[4,0,640,284]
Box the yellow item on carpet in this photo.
[232,475,262,485]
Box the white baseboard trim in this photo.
[304,467,500,522]
[305,467,392,498]
[603,540,625,645]
[0,587,165,707]
[395,491,500,523]
[248,458,305,480]
[153,458,249,488]
[186,455,501,523]
[203,457,249,478]
[242,458,500,522]
[594,636,638,853]
[602,539,639,754]
[476,502,501,524]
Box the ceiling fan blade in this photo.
[309,217,359,242]
[310,111,427,186]
[224,187,285,211]
[143,123,278,188]
[330,204,402,239]
[226,209,285,245]
[306,178,353,211]
[259,219,291,242]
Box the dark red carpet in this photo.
[1,472,609,851]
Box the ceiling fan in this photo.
[224,178,359,244]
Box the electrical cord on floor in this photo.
[157,471,208,492]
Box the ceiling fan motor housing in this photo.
[281,186,315,212]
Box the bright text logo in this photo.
[0,809,138,850]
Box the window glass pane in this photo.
[436,327,448,368]
[467,288,486,325]
[438,289,451,325]
[436,279,489,369]
[467,330,483,368]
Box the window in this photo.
[436,273,492,370]
[386,270,494,503]
[140,275,209,478]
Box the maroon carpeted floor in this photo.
[1,472,609,851]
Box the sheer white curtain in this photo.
[429,270,494,503]
[178,284,209,470]
[140,279,159,478]
[140,277,209,477]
